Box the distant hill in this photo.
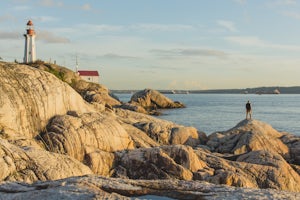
[188,86,300,94]
[112,86,300,94]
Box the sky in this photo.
[1,0,300,90]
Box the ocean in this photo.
[116,93,300,136]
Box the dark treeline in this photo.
[112,86,300,94]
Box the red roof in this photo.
[78,70,99,76]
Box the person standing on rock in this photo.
[246,100,252,119]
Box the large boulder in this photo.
[236,150,300,192]
[114,108,206,147]
[114,103,148,114]
[195,148,300,192]
[40,112,134,176]
[206,119,289,158]
[113,143,300,192]
[72,80,121,107]
[0,62,93,138]
[120,123,160,148]
[134,121,203,146]
[129,89,185,110]
[113,145,206,180]
[280,132,300,165]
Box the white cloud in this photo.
[281,11,300,20]
[38,30,70,43]
[226,36,264,46]
[151,48,228,58]
[274,0,296,5]
[217,20,238,32]
[32,16,59,23]
[12,0,29,3]
[130,24,195,32]
[0,31,21,40]
[13,5,31,11]
[81,4,91,11]
[38,0,90,11]
[98,53,139,60]
[226,36,300,51]
[76,24,124,32]
[38,0,63,7]
[0,15,16,23]
[53,23,195,38]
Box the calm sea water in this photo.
[116,93,300,136]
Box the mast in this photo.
[76,54,79,73]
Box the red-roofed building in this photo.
[78,70,100,83]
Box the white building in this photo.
[23,20,36,63]
[78,70,100,83]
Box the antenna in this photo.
[75,54,78,73]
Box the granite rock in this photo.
[130,89,185,109]
[0,175,299,200]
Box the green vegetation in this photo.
[28,60,67,82]
[46,67,66,82]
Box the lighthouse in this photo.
[23,20,36,63]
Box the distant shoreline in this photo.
[112,86,300,94]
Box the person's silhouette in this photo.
[246,100,252,119]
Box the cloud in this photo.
[130,24,195,32]
[75,23,195,34]
[98,53,139,60]
[217,20,238,32]
[77,24,124,32]
[32,16,59,22]
[281,11,300,20]
[37,30,70,43]
[226,36,264,46]
[274,0,296,5]
[226,36,300,50]
[13,5,31,11]
[38,0,63,7]
[38,0,91,11]
[151,48,228,58]
[81,4,91,11]
[0,15,16,23]
[0,31,21,40]
[12,0,29,3]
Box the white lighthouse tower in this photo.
[23,20,36,63]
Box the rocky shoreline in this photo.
[0,61,300,199]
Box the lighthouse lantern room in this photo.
[23,20,36,63]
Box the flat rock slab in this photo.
[0,175,299,200]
